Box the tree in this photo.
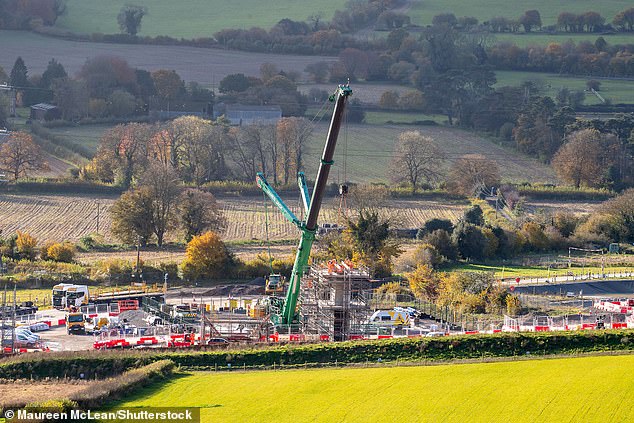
[551,129,618,188]
[447,154,500,196]
[40,58,66,89]
[46,242,76,263]
[52,78,89,120]
[463,205,485,226]
[78,55,137,99]
[275,117,312,185]
[117,5,147,36]
[407,264,439,300]
[15,231,38,261]
[451,221,487,260]
[391,130,444,193]
[94,123,152,188]
[348,210,402,277]
[110,186,155,245]
[151,69,184,111]
[423,229,458,261]
[418,218,454,238]
[9,57,28,88]
[304,62,329,83]
[181,231,232,280]
[0,132,46,180]
[218,73,252,94]
[179,189,226,242]
[613,8,634,31]
[519,10,541,32]
[379,90,400,109]
[140,163,182,246]
[107,89,137,117]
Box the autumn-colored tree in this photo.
[407,264,440,301]
[446,154,500,196]
[179,188,226,242]
[16,230,38,261]
[151,69,184,110]
[0,132,46,180]
[181,231,232,280]
[391,130,444,193]
[551,129,619,188]
[93,123,152,188]
[110,186,155,245]
[46,242,76,263]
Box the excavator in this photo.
[256,83,352,327]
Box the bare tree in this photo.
[552,129,619,188]
[391,130,444,193]
[140,162,182,246]
[0,132,47,180]
[447,154,500,196]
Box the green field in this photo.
[407,0,632,27]
[304,123,557,184]
[47,124,112,157]
[495,70,634,105]
[56,0,345,38]
[116,354,634,422]
[447,263,634,280]
[494,32,634,48]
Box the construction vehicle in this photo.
[52,283,165,309]
[257,84,352,327]
[265,274,285,295]
[369,309,411,328]
[65,311,86,335]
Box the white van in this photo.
[369,309,411,327]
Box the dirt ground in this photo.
[0,381,92,408]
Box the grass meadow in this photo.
[495,70,634,105]
[493,32,634,48]
[55,0,345,38]
[303,122,557,184]
[407,0,633,27]
[115,354,634,422]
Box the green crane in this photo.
[256,83,352,325]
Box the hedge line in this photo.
[1,331,634,379]
[0,360,174,413]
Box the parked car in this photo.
[15,327,40,341]
[206,337,229,346]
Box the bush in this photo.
[46,242,76,263]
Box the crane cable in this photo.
[262,190,274,274]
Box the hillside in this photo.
[303,123,558,184]
[116,354,634,422]
[0,30,336,85]
[55,0,346,38]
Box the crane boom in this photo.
[256,84,352,325]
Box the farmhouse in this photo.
[29,103,61,121]
[213,103,282,126]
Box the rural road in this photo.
[0,30,336,85]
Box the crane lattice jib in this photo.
[256,84,352,325]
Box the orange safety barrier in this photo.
[3,347,13,354]
[349,335,364,340]
[493,329,502,333]
[289,334,305,342]
[534,326,550,332]
[377,335,393,339]
[58,319,66,326]
[19,348,27,353]
[612,323,628,329]
[320,335,330,341]
[43,321,51,327]
[137,337,158,345]
[582,323,596,330]
[465,330,480,335]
